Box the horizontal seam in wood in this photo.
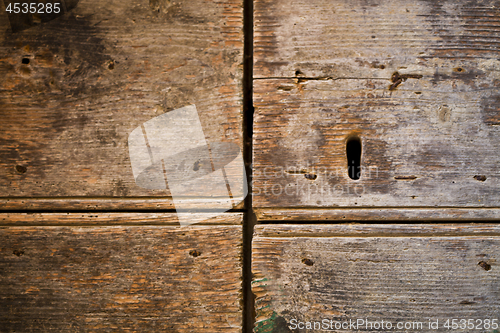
[256,207,500,210]
[0,223,242,227]
[255,233,500,238]
[253,76,387,80]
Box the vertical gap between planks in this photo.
[242,0,255,329]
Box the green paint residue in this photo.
[255,304,271,311]
[252,277,269,285]
[254,311,278,333]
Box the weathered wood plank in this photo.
[252,224,500,332]
[256,208,500,222]
[0,197,247,211]
[0,0,244,208]
[0,197,177,210]
[0,213,243,332]
[253,0,500,216]
[254,223,500,237]
[0,212,242,225]
[254,0,500,78]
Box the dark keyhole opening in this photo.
[346,137,362,180]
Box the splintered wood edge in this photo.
[254,223,500,238]
[255,208,500,222]
[0,212,243,226]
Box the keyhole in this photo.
[346,136,362,180]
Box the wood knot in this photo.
[15,165,27,174]
[478,261,491,271]
[304,173,317,180]
[189,250,201,257]
[302,258,314,266]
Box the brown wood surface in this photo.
[0,211,243,226]
[253,0,500,216]
[0,213,243,332]
[252,224,500,332]
[0,0,243,207]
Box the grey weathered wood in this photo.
[253,0,500,216]
[254,223,500,237]
[254,0,500,78]
[253,224,500,332]
[256,208,500,222]
[0,0,244,208]
[0,213,242,332]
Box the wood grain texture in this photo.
[253,0,500,214]
[0,0,244,206]
[256,208,500,222]
[254,0,500,78]
[0,197,177,210]
[252,224,500,332]
[0,213,243,332]
[0,212,243,225]
[0,197,246,211]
